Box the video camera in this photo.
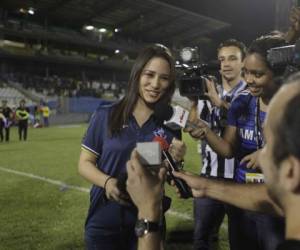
[176,47,220,98]
[267,39,300,79]
[177,63,220,99]
[177,39,300,98]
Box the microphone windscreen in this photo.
[153,103,174,123]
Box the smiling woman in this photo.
[138,57,171,105]
[78,44,181,250]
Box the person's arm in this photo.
[16,109,29,120]
[24,110,30,120]
[78,109,129,204]
[126,150,166,250]
[15,109,21,120]
[186,92,243,158]
[78,149,109,187]
[184,119,238,158]
[78,149,129,204]
[204,124,237,158]
[137,206,161,250]
[173,171,283,216]
[187,95,233,158]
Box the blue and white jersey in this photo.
[81,103,179,238]
[227,90,266,183]
[199,80,246,179]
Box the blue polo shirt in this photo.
[227,90,266,183]
[81,103,179,238]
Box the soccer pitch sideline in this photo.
[0,125,229,250]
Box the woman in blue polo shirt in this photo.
[185,34,287,250]
[78,44,181,250]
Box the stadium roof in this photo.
[0,0,230,47]
[0,0,234,75]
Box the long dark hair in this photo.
[108,44,176,136]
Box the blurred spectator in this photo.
[33,105,42,128]
[0,110,6,142]
[16,99,30,141]
[0,100,13,142]
[1,72,126,99]
[40,102,50,127]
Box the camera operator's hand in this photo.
[168,138,186,163]
[105,177,131,206]
[241,150,262,170]
[184,118,208,140]
[126,150,166,218]
[204,78,223,108]
[171,170,208,198]
[285,6,300,43]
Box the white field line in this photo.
[0,166,90,193]
[57,124,83,128]
[0,166,228,230]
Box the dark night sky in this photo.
[159,0,296,60]
[160,0,277,45]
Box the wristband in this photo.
[103,176,113,190]
[135,219,160,237]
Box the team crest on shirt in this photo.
[153,127,167,139]
[153,127,169,150]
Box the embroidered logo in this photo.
[153,127,169,150]
[153,127,167,139]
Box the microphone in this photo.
[153,136,192,199]
[154,104,199,130]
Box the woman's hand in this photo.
[105,177,131,205]
[241,150,262,169]
[183,118,208,140]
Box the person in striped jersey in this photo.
[189,39,247,250]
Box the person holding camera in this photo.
[78,44,185,250]
[186,33,288,250]
[174,74,300,250]
[189,39,247,250]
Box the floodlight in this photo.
[99,28,107,33]
[85,25,94,30]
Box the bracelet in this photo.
[103,176,113,190]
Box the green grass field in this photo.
[0,125,229,250]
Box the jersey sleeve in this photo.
[81,109,107,157]
[227,94,245,127]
